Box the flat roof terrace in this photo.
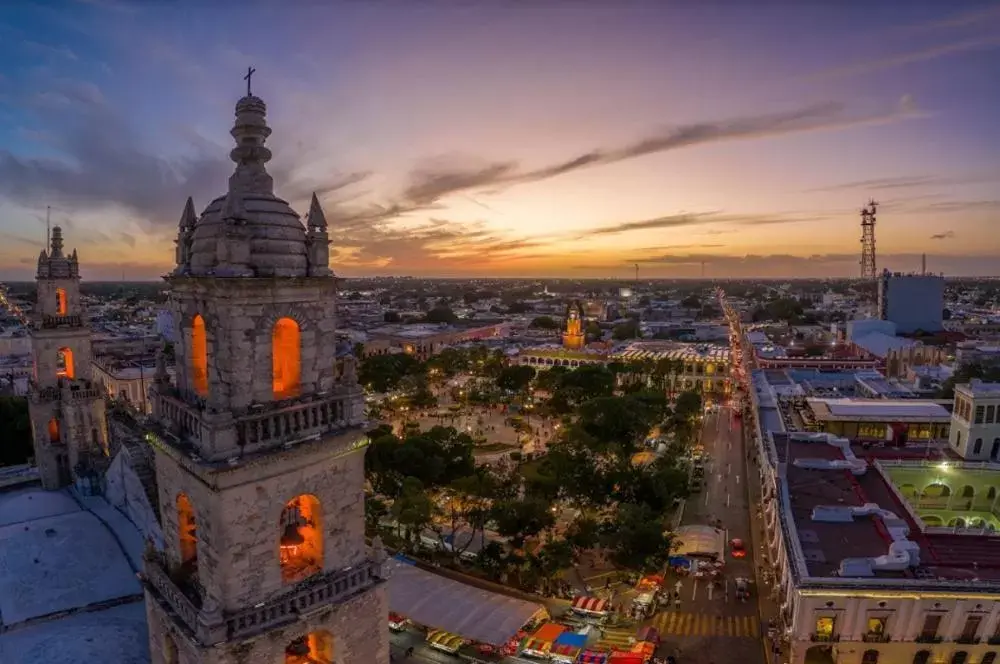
[807,398,951,423]
[773,433,1000,583]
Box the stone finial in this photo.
[154,344,169,382]
[341,355,358,383]
[179,197,197,231]
[37,249,46,264]
[50,225,64,257]
[307,192,328,232]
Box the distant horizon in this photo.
[1,3,998,280]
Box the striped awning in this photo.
[572,596,610,614]
[522,638,554,653]
[427,629,464,651]
[579,651,610,664]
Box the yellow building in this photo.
[562,301,585,350]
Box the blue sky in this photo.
[0,0,998,279]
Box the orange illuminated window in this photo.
[285,631,333,664]
[56,347,74,379]
[280,494,322,583]
[48,417,60,443]
[272,317,301,399]
[191,314,208,397]
[177,493,198,574]
[55,288,67,315]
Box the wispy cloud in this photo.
[396,97,921,213]
[806,175,943,192]
[930,230,955,240]
[801,37,1000,81]
[581,211,831,238]
[899,6,1000,33]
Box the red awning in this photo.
[572,596,610,613]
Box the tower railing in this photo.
[37,314,83,329]
[143,552,382,644]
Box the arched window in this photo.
[913,651,931,664]
[191,314,208,397]
[285,631,333,664]
[974,438,983,454]
[861,650,880,664]
[951,652,968,664]
[47,417,60,443]
[56,347,74,379]
[272,317,301,399]
[176,493,198,576]
[279,494,322,583]
[55,287,67,316]
[981,653,996,664]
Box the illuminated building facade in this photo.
[751,377,1000,664]
[27,226,109,489]
[562,301,586,350]
[142,85,388,664]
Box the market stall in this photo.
[578,650,610,664]
[387,612,408,632]
[570,596,611,620]
[520,623,566,659]
[426,629,465,654]
[549,632,588,663]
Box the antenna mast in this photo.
[860,199,878,281]
[46,206,51,251]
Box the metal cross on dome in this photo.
[244,66,256,97]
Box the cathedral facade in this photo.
[141,84,388,664]
[27,226,110,489]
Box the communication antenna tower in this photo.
[860,199,878,281]
[46,206,51,251]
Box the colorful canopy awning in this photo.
[572,596,610,614]
[635,625,659,643]
[427,629,464,651]
[521,638,554,653]
[579,650,610,664]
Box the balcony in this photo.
[226,558,382,640]
[915,635,943,644]
[234,392,356,448]
[29,380,102,404]
[862,633,891,643]
[811,633,839,643]
[955,636,981,645]
[143,554,202,639]
[38,314,83,329]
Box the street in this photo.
[651,404,767,664]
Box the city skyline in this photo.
[0,1,998,280]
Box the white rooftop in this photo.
[808,397,950,420]
[958,380,1000,398]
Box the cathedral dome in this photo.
[184,93,311,278]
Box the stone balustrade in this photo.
[225,559,382,640]
[29,380,102,403]
[145,553,382,645]
[143,556,202,639]
[39,314,83,329]
[234,392,354,447]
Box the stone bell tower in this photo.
[28,225,109,489]
[142,74,388,664]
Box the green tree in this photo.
[496,365,536,393]
[425,306,457,324]
[600,502,671,572]
[529,316,560,330]
[490,497,556,548]
[612,320,640,340]
[359,353,424,393]
[391,477,434,545]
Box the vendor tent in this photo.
[635,626,659,644]
[427,629,465,654]
[571,596,610,615]
[385,555,545,646]
[521,623,566,657]
[672,525,724,560]
[579,650,610,664]
[550,632,588,662]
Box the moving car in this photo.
[730,538,747,558]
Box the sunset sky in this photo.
[0,1,998,280]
